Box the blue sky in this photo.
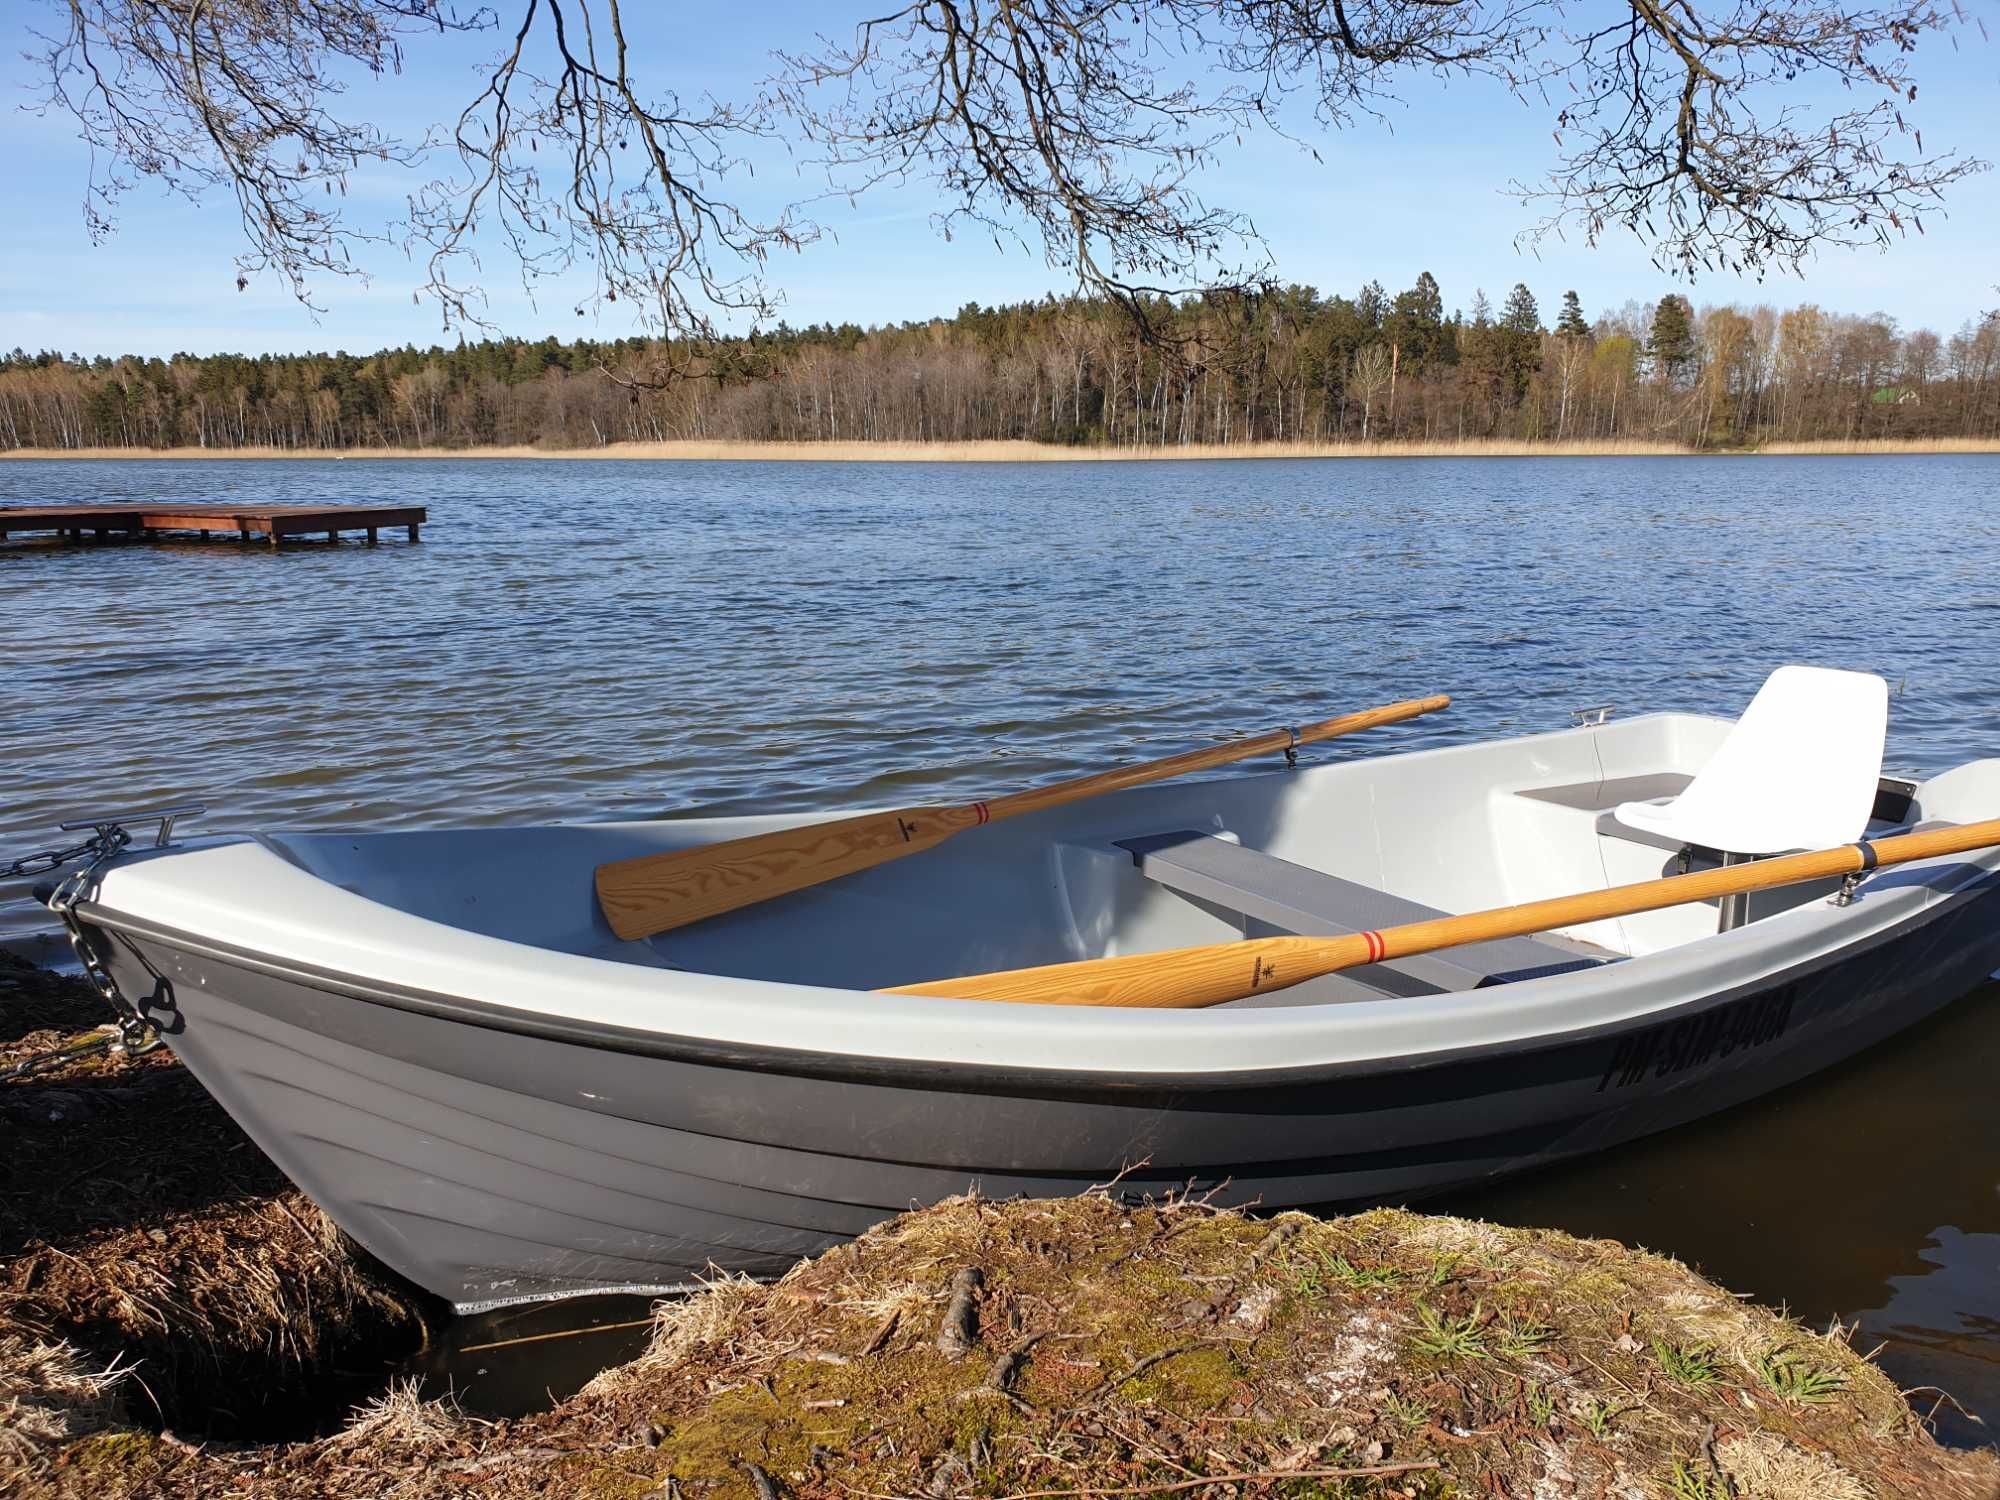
[4,3,1996,358]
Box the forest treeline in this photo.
[5,279,1999,452]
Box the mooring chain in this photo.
[0,835,112,882]
[48,828,166,1056]
[2,820,163,1059]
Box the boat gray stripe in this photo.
[76,896,1958,1094]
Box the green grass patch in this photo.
[1662,1458,1732,1500]
[1521,1383,1557,1429]
[1424,1252,1461,1287]
[1754,1345,1846,1405]
[1381,1390,1432,1433]
[1576,1397,1624,1439]
[1493,1312,1554,1359]
[1411,1301,1487,1360]
[1651,1337,1721,1387]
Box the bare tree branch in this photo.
[1518,0,1985,274]
[30,0,478,307]
[406,0,819,351]
[24,0,1988,360]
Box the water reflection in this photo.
[406,1294,660,1417]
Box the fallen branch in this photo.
[859,1308,901,1357]
[936,1268,985,1360]
[1073,1340,1210,1407]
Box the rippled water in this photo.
[4,454,1998,1437]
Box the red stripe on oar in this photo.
[973,802,990,825]
[1362,930,1385,963]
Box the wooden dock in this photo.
[0,503,425,547]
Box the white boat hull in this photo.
[65,713,2000,1307]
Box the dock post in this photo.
[408,523,421,543]
[366,526,378,545]
[239,523,251,545]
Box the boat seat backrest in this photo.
[1115,830,1597,996]
[1611,665,1888,856]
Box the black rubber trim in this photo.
[74,895,1951,1095]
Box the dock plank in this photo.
[0,503,426,546]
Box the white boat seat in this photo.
[1116,830,1602,997]
[1612,665,1888,857]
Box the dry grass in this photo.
[328,1378,463,1450]
[598,1271,763,1387]
[1718,1430,1872,1500]
[1,954,423,1451]
[0,1337,125,1468]
[5,435,1997,462]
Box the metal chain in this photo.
[1,836,110,881]
[6,807,202,1059]
[45,829,162,1054]
[2,823,158,1056]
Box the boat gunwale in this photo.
[76,885,1981,1095]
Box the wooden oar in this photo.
[596,694,1451,940]
[883,815,2000,1007]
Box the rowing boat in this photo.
[41,676,2000,1308]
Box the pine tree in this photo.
[1497,283,1543,400]
[1385,271,1449,371]
[1500,283,1540,336]
[1556,291,1590,340]
[1649,294,1695,380]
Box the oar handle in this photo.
[981,695,1451,824]
[883,814,2000,1007]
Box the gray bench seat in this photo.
[1115,830,1602,1001]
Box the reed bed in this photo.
[6,435,1997,462]
[1748,437,2000,455]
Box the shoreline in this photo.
[4,436,1998,462]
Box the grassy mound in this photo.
[4,950,1995,1498]
[16,1192,1999,1499]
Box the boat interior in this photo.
[272,686,1928,1009]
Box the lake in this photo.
[3,454,1996,1440]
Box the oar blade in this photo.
[595,695,1450,941]
[596,805,967,940]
